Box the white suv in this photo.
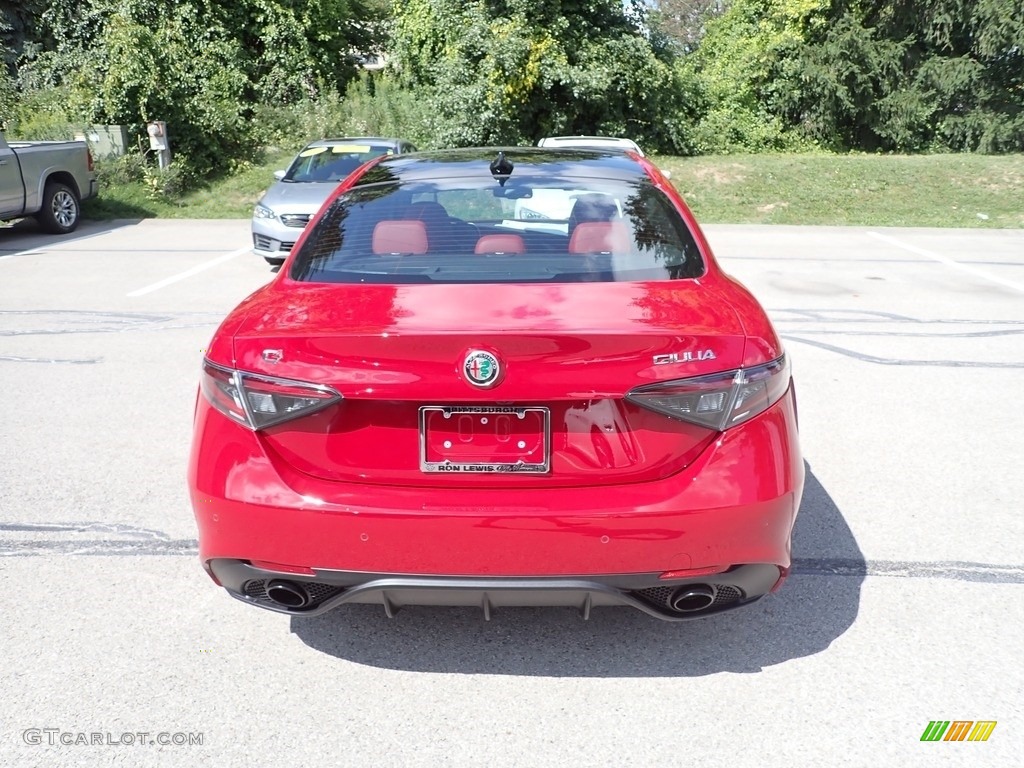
[536,135,645,156]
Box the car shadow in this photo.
[0,217,144,255]
[290,462,864,676]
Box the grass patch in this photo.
[655,153,1024,228]
[82,148,297,220]
[83,150,1024,228]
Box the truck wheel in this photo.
[36,182,81,234]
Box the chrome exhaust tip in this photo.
[265,579,311,609]
[668,584,716,613]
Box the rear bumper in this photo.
[210,560,782,621]
[189,388,803,615]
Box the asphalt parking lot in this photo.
[1,217,1022,767]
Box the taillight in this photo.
[86,149,94,172]
[626,355,791,431]
[200,361,341,430]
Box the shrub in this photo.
[2,85,86,140]
[92,151,148,186]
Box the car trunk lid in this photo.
[230,281,745,487]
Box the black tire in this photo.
[35,181,80,234]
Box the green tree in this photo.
[774,0,1024,152]
[8,0,387,175]
[683,0,829,152]
[682,0,1024,153]
[647,0,730,53]
[390,0,697,152]
[0,0,47,73]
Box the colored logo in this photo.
[921,721,997,742]
[463,350,500,387]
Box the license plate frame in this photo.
[418,405,551,474]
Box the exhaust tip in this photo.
[265,579,311,609]
[668,584,716,613]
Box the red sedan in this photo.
[188,148,804,620]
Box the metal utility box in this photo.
[146,121,172,168]
[77,125,130,158]
[147,121,168,151]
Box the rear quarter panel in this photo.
[709,274,783,366]
[637,156,781,366]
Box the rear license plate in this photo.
[419,406,550,474]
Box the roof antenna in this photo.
[489,151,514,186]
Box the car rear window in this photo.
[289,176,705,283]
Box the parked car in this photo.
[518,137,647,221]
[252,137,417,265]
[537,135,645,156]
[0,132,98,234]
[190,147,804,621]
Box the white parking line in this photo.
[0,249,45,260]
[2,222,144,261]
[866,231,1024,294]
[126,246,251,297]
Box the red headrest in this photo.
[568,221,630,254]
[474,234,526,254]
[372,220,428,254]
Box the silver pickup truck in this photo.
[0,132,98,234]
